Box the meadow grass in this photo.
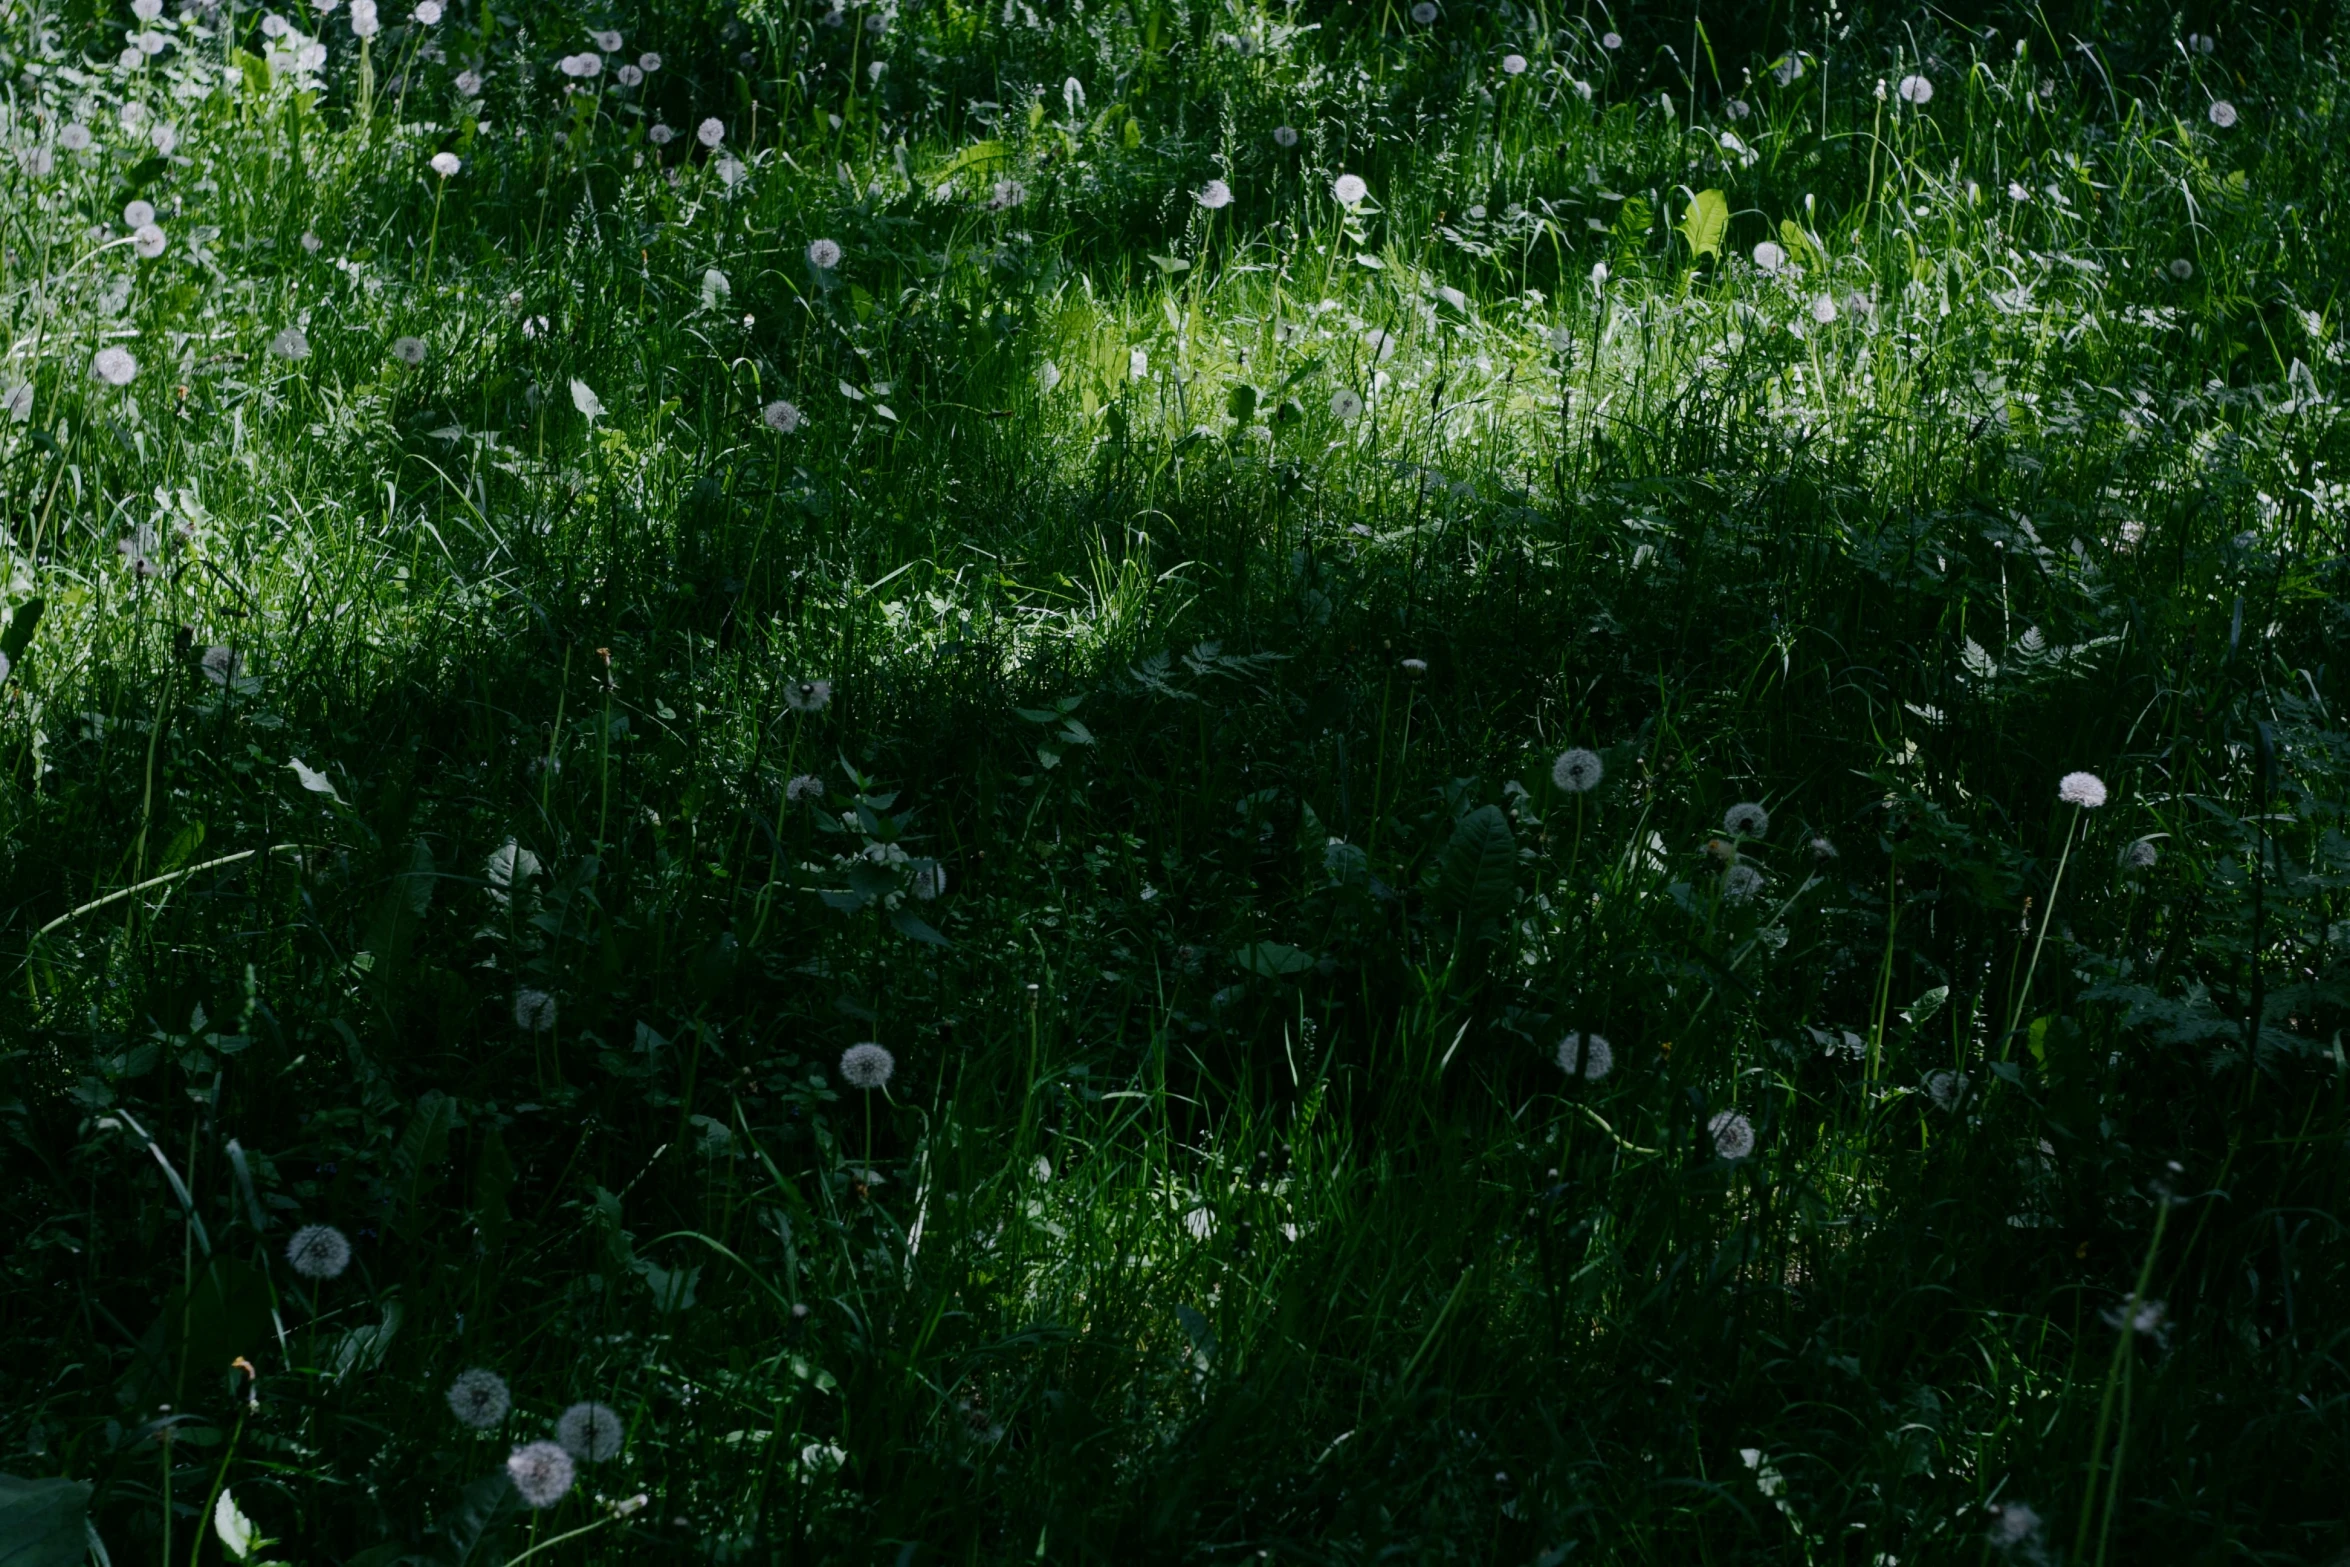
[2,0,2348,1561]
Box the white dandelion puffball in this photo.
[2187,32,2216,55]
[1600,30,1622,50]
[350,1,378,37]
[648,123,675,145]
[1589,260,1610,287]
[135,29,167,54]
[446,1368,511,1429]
[300,230,323,253]
[558,51,599,77]
[1329,387,1364,422]
[1809,835,1839,860]
[2207,100,2237,128]
[133,0,163,17]
[1925,1069,1967,1111]
[1551,747,1603,794]
[1896,73,1932,104]
[286,1223,352,1279]
[987,177,1025,210]
[1723,863,1764,904]
[616,63,641,85]
[1409,1,1436,21]
[456,69,482,95]
[430,150,460,176]
[1723,801,1770,838]
[1810,294,1838,324]
[3,384,31,423]
[1556,1031,1614,1080]
[556,1401,625,1461]
[61,123,93,151]
[785,773,824,804]
[270,326,311,360]
[2122,837,2159,869]
[133,224,168,259]
[2058,771,2108,808]
[413,0,440,20]
[912,861,947,901]
[199,646,243,686]
[1330,172,1368,206]
[1751,239,1786,272]
[592,28,621,51]
[23,147,56,177]
[391,336,427,365]
[1196,179,1233,210]
[151,124,177,158]
[1272,124,1299,148]
[506,1442,575,1509]
[697,116,725,147]
[125,199,157,228]
[762,399,802,433]
[1988,1501,2043,1548]
[513,988,556,1033]
[1727,98,1751,120]
[806,238,842,269]
[2169,258,2194,281]
[1708,1110,1756,1161]
[783,677,832,713]
[296,41,328,69]
[840,1042,895,1090]
[1501,53,1528,75]
[639,50,661,71]
[92,347,138,385]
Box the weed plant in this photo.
[1,0,2347,1561]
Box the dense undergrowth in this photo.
[3,0,2349,1560]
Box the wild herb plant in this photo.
[1,0,2347,1561]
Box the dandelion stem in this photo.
[2003,805,2082,1058]
[2076,1194,2170,1564]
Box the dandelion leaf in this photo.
[890,909,951,947]
[0,1472,91,1567]
[1234,941,1315,977]
[1427,804,1516,923]
[1677,188,1730,260]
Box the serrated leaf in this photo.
[1427,805,1516,923]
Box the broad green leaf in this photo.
[1678,189,1730,260]
[1234,941,1316,977]
[0,1473,90,1567]
[1427,805,1516,923]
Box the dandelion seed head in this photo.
[648,122,674,145]
[92,346,138,385]
[1501,53,1528,75]
[1809,835,1838,860]
[1329,387,1364,421]
[2168,257,2194,281]
[1723,801,1770,837]
[1600,30,1622,50]
[1409,1,1436,20]
[1556,1031,1613,1080]
[785,773,824,804]
[286,1223,352,1279]
[513,988,556,1033]
[1272,124,1299,147]
[556,1400,624,1461]
[1196,179,1233,210]
[591,28,620,51]
[270,326,311,360]
[1330,172,1367,205]
[697,116,724,147]
[199,645,242,685]
[133,0,163,17]
[783,677,832,713]
[61,122,93,150]
[988,177,1025,209]
[1723,863,1764,903]
[2058,771,2108,808]
[1751,239,1786,272]
[1987,1502,2042,1549]
[133,223,167,258]
[1726,98,1751,120]
[760,398,806,434]
[1926,1069,1967,1111]
[391,335,427,365]
[2208,99,2237,128]
[445,1368,511,1429]
[840,1042,895,1089]
[125,199,157,228]
[1896,73,1933,104]
[1810,294,1838,323]
[1551,747,1603,793]
[806,237,842,269]
[638,50,661,71]
[1707,1110,1755,1160]
[2122,837,2159,869]
[506,1441,575,1508]
[429,149,460,176]
[413,0,440,20]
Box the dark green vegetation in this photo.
[3,0,2348,1560]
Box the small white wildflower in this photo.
[1723,801,1770,838]
[513,988,556,1033]
[783,677,832,713]
[840,1042,895,1089]
[285,1223,352,1279]
[762,399,802,433]
[1708,1110,1756,1161]
[93,347,139,385]
[1329,387,1364,421]
[506,1442,574,1509]
[430,150,460,176]
[445,1368,511,1429]
[2207,99,2236,128]
[1556,1031,1613,1080]
[2058,771,2108,808]
[1896,73,1932,104]
[697,116,724,147]
[270,326,311,360]
[1196,178,1233,210]
[1751,239,1786,272]
[556,1401,625,1461]
[806,238,842,269]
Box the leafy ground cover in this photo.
[3,0,2348,1560]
